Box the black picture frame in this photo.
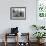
[10,7,26,20]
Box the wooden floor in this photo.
[0,42,46,46]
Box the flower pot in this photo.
[37,39,45,44]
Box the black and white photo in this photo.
[10,7,26,20]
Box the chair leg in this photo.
[4,41,7,46]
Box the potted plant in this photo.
[33,32,46,43]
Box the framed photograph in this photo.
[10,7,26,20]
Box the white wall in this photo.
[0,0,36,42]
